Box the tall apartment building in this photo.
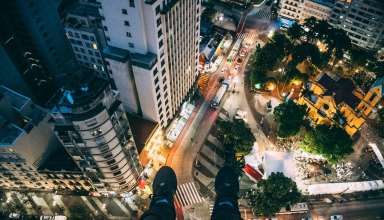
[330,0,384,50]
[50,72,142,192]
[99,0,201,127]
[0,8,56,105]
[1,0,78,83]
[279,0,334,23]
[64,2,109,78]
[0,86,92,192]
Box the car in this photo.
[330,215,343,220]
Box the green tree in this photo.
[273,100,307,138]
[303,17,318,41]
[327,28,351,64]
[291,42,321,66]
[216,119,256,155]
[246,172,301,216]
[300,124,353,163]
[313,20,332,41]
[69,203,92,220]
[287,23,303,42]
[349,47,372,68]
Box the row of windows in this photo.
[67,31,96,42]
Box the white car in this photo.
[330,215,343,220]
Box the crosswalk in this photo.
[175,182,205,207]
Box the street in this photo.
[310,199,384,220]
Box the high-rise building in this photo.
[63,2,109,78]
[1,0,78,83]
[50,72,142,192]
[330,0,384,50]
[278,0,334,24]
[99,0,201,127]
[0,86,92,192]
[0,10,56,105]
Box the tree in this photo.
[287,23,303,42]
[273,100,307,138]
[313,20,332,41]
[303,17,318,42]
[300,124,353,163]
[69,203,92,220]
[349,47,372,68]
[326,28,351,64]
[291,42,321,67]
[246,172,301,216]
[216,119,255,155]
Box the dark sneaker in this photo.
[140,166,177,220]
[214,166,239,198]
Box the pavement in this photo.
[310,198,384,220]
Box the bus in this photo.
[210,81,229,108]
[226,37,243,63]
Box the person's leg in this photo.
[211,166,242,220]
[140,166,177,220]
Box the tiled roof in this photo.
[317,73,361,109]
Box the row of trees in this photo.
[273,100,354,163]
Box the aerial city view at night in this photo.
[0,0,383,219]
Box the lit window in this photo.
[92,43,98,49]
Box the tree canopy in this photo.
[246,172,301,216]
[300,124,353,163]
[216,119,255,155]
[273,100,307,138]
[291,42,321,66]
[287,22,303,41]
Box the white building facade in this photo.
[330,0,383,50]
[279,0,334,23]
[99,0,201,127]
[51,76,142,192]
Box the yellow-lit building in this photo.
[298,73,383,136]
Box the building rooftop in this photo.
[0,86,30,111]
[371,76,384,96]
[103,46,157,70]
[317,73,361,109]
[127,114,158,153]
[67,3,100,17]
[0,116,24,147]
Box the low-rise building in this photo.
[278,0,334,25]
[298,73,383,136]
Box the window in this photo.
[156,5,160,14]
[156,94,161,100]
[113,171,122,176]
[126,32,132,38]
[153,68,158,76]
[159,39,163,48]
[129,0,135,7]
[156,85,160,93]
[103,26,108,31]
[369,93,377,102]
[128,43,134,48]
[161,59,165,67]
[106,36,110,41]
[162,68,166,75]
[81,34,89,40]
[154,77,159,85]
[122,9,127,14]
[157,18,161,26]
[158,29,163,38]
[124,20,130,26]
